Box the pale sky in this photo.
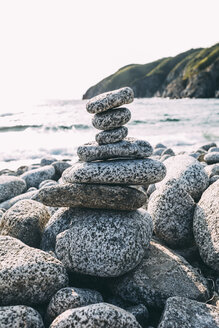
[0,0,218,106]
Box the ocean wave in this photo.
[0,124,91,133]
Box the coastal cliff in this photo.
[83,43,219,99]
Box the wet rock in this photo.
[0,200,50,248]
[110,240,210,309]
[62,158,166,185]
[92,107,131,130]
[204,152,219,164]
[55,209,153,277]
[0,190,38,210]
[37,183,147,210]
[193,179,219,271]
[148,179,195,248]
[0,175,26,203]
[50,303,141,328]
[21,165,55,188]
[86,87,134,114]
[0,305,44,328]
[0,236,68,305]
[96,126,128,145]
[158,296,219,328]
[46,287,103,323]
[77,138,153,162]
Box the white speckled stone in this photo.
[92,107,131,130]
[50,303,141,328]
[193,179,219,271]
[62,158,166,185]
[86,87,134,114]
[46,287,103,323]
[204,151,219,164]
[0,175,26,203]
[0,189,38,210]
[110,240,210,308]
[0,305,44,328]
[96,126,128,145]
[0,236,68,305]
[21,165,55,188]
[0,199,50,248]
[55,209,153,277]
[77,138,153,162]
[158,297,219,328]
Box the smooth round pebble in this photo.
[96,126,128,145]
[0,175,26,203]
[92,107,131,130]
[21,165,55,188]
[204,151,219,164]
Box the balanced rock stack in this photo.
[39,87,166,280]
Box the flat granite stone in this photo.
[204,151,219,164]
[62,158,166,185]
[0,175,26,203]
[46,287,103,323]
[110,240,210,309]
[193,179,219,271]
[0,236,68,305]
[77,138,153,162]
[50,303,141,328]
[96,126,128,145]
[21,165,55,188]
[55,208,153,277]
[158,297,219,328]
[37,183,147,210]
[0,199,50,248]
[86,87,134,114]
[92,107,131,130]
[0,305,44,328]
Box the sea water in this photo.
[0,98,219,170]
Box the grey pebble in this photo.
[0,236,68,305]
[153,148,164,156]
[96,126,128,145]
[193,179,219,271]
[40,157,57,166]
[200,142,217,151]
[46,287,103,323]
[158,296,219,328]
[0,199,50,248]
[21,165,55,188]
[209,175,219,184]
[38,183,147,210]
[109,240,210,309]
[55,208,153,277]
[154,143,167,149]
[0,190,38,210]
[50,303,141,328]
[77,138,153,162]
[92,107,131,130]
[161,148,175,156]
[62,158,166,185]
[52,161,72,177]
[204,151,219,164]
[0,175,26,203]
[0,305,44,328]
[209,146,219,152]
[86,87,134,114]
[204,163,219,177]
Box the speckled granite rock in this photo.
[50,303,141,328]
[0,305,44,328]
[110,240,210,308]
[86,87,134,114]
[204,163,219,177]
[96,126,128,145]
[193,179,219,271]
[46,287,103,323]
[38,183,146,210]
[0,236,68,305]
[148,179,195,248]
[39,179,58,189]
[92,107,131,130]
[40,156,57,166]
[0,175,26,203]
[0,189,38,210]
[127,304,149,328]
[204,151,219,164]
[157,154,209,200]
[55,209,153,277]
[52,161,72,177]
[0,200,50,248]
[158,297,219,328]
[21,165,55,188]
[209,175,219,184]
[77,138,153,162]
[62,158,166,185]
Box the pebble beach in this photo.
[0,87,219,327]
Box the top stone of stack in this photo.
[86,87,134,114]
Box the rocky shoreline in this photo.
[0,87,218,327]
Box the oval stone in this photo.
[0,306,44,328]
[204,152,219,164]
[55,209,153,277]
[77,138,153,162]
[21,165,55,188]
[0,176,26,203]
[86,87,134,114]
[96,126,128,145]
[92,107,131,130]
[62,158,166,185]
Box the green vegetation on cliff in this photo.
[83,43,219,99]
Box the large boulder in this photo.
[0,175,26,203]
[0,236,68,305]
